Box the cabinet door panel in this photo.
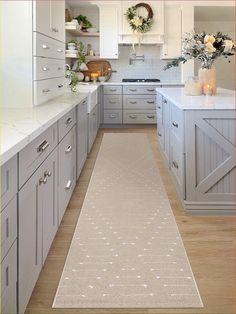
[33,0,51,37]
[51,0,65,42]
[77,99,88,179]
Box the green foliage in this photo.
[75,15,92,29]
[66,71,79,93]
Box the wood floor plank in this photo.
[25,128,236,314]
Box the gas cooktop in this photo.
[122,78,161,83]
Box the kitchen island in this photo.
[156,87,235,214]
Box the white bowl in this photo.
[98,76,107,82]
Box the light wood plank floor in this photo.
[26,128,236,314]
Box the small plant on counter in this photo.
[75,14,92,29]
[164,31,235,70]
[66,70,79,93]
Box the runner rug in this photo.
[53,133,203,308]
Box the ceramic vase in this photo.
[198,67,217,95]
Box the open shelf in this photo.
[65,25,99,37]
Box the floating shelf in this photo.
[65,25,99,37]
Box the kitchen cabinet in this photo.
[161,5,182,59]
[88,104,99,153]
[99,6,119,59]
[18,148,58,313]
[33,0,65,43]
[77,99,88,179]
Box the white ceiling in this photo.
[195,6,235,22]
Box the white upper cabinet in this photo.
[161,5,182,59]
[99,6,119,59]
[33,0,65,43]
[120,1,164,44]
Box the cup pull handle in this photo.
[42,44,49,49]
[147,89,155,92]
[147,101,155,104]
[147,115,155,119]
[129,89,137,92]
[129,115,137,119]
[42,89,51,93]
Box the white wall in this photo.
[194,21,235,90]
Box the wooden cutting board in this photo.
[86,60,112,80]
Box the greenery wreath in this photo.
[125,3,154,33]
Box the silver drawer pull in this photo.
[147,89,155,92]
[42,88,51,93]
[42,67,49,71]
[129,115,137,119]
[39,177,47,185]
[147,115,155,119]
[172,160,179,169]
[130,101,137,104]
[66,145,72,153]
[66,117,73,125]
[57,48,63,53]
[110,114,116,118]
[42,44,49,49]
[129,89,137,92]
[58,84,64,88]
[109,101,117,104]
[37,140,49,153]
[44,170,52,177]
[6,266,9,287]
[65,180,72,190]
[172,122,179,128]
[58,66,63,70]
[163,99,167,104]
[147,101,155,104]
[109,89,117,92]
[6,217,9,238]
[158,132,162,137]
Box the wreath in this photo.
[125,3,154,33]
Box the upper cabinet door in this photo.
[99,6,119,59]
[51,0,65,42]
[33,0,51,37]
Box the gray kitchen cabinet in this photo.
[103,85,122,125]
[18,148,58,313]
[1,155,17,209]
[104,110,122,124]
[77,98,88,179]
[88,104,99,153]
[58,108,76,142]
[123,85,157,95]
[123,110,156,124]
[58,127,76,224]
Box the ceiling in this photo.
[194,6,235,21]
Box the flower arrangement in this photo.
[164,31,235,70]
[125,3,153,33]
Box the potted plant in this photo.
[67,39,78,51]
[75,14,92,30]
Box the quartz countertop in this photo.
[0,92,88,166]
[157,87,236,110]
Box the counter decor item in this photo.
[65,70,79,93]
[125,3,154,50]
[184,76,202,96]
[164,31,235,94]
[75,14,92,30]
[67,39,78,51]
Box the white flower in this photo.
[224,39,234,51]
[205,42,216,53]
[204,35,216,44]
[131,16,143,27]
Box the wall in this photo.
[194,21,235,90]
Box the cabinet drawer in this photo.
[170,103,183,140]
[1,241,17,314]
[123,110,156,124]
[34,77,65,106]
[1,155,17,209]
[1,197,17,261]
[104,95,122,109]
[34,32,65,59]
[123,95,156,110]
[19,123,57,188]
[58,126,76,224]
[123,85,157,95]
[103,85,122,95]
[58,108,76,142]
[34,57,65,80]
[104,110,122,124]
[170,132,184,189]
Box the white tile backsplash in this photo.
[108,45,182,83]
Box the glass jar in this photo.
[184,76,202,96]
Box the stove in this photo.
[122,78,161,83]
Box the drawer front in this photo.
[58,126,76,224]
[1,197,17,261]
[58,108,76,142]
[123,85,157,95]
[34,77,65,106]
[123,110,156,124]
[170,132,183,189]
[34,32,65,59]
[34,57,65,80]
[103,85,122,95]
[104,95,122,109]
[1,242,17,314]
[1,155,17,209]
[104,110,122,124]
[123,95,156,110]
[19,123,58,188]
[170,102,183,140]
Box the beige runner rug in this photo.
[53,133,203,308]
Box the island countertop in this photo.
[156,87,235,110]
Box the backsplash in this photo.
[108,45,182,83]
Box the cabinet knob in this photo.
[44,170,52,177]
[42,44,49,49]
[66,145,72,153]
[57,48,63,53]
[39,177,47,185]
[42,67,49,71]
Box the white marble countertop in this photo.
[157,87,236,110]
[0,92,88,166]
[102,82,184,86]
